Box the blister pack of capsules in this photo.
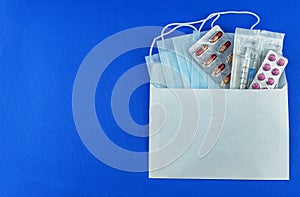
[189,26,233,88]
[230,28,284,89]
[249,50,288,89]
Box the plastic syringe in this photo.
[239,48,251,89]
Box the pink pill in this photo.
[258,73,266,81]
[268,54,276,61]
[252,83,260,89]
[267,77,275,85]
[263,63,271,71]
[277,58,285,66]
[272,68,280,76]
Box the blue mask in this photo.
[145,53,167,88]
[156,38,185,88]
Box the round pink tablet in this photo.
[263,63,271,71]
[268,54,276,61]
[277,58,285,66]
[267,77,275,85]
[258,73,266,80]
[272,68,280,76]
[252,83,260,89]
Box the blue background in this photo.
[1,0,299,196]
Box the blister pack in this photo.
[189,26,233,88]
[230,28,284,89]
[249,50,288,89]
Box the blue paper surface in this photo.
[0,0,300,196]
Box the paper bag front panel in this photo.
[149,76,289,180]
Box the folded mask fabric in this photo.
[171,34,192,87]
[145,54,167,88]
[157,38,185,88]
[172,31,209,88]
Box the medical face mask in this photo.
[157,38,186,88]
[145,53,167,88]
[159,32,221,89]
[147,24,199,88]
[178,31,221,89]
[172,31,211,89]
[171,33,193,87]
[230,28,284,89]
[151,16,221,88]
[158,18,222,89]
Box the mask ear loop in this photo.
[160,14,221,40]
[150,14,221,56]
[150,11,260,56]
[207,11,260,30]
[198,13,221,32]
[149,24,198,57]
[160,23,198,40]
[211,15,220,28]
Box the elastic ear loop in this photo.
[160,15,221,40]
[201,11,260,31]
[150,11,260,56]
[160,23,197,40]
[149,15,221,56]
[149,24,198,56]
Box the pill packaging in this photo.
[249,50,288,89]
[189,25,233,88]
[230,28,285,89]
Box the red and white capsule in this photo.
[227,53,233,63]
[204,54,217,66]
[212,63,225,76]
[219,41,231,53]
[209,31,223,43]
[221,73,231,85]
[195,44,208,56]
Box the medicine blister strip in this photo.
[249,50,288,89]
[189,25,233,88]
